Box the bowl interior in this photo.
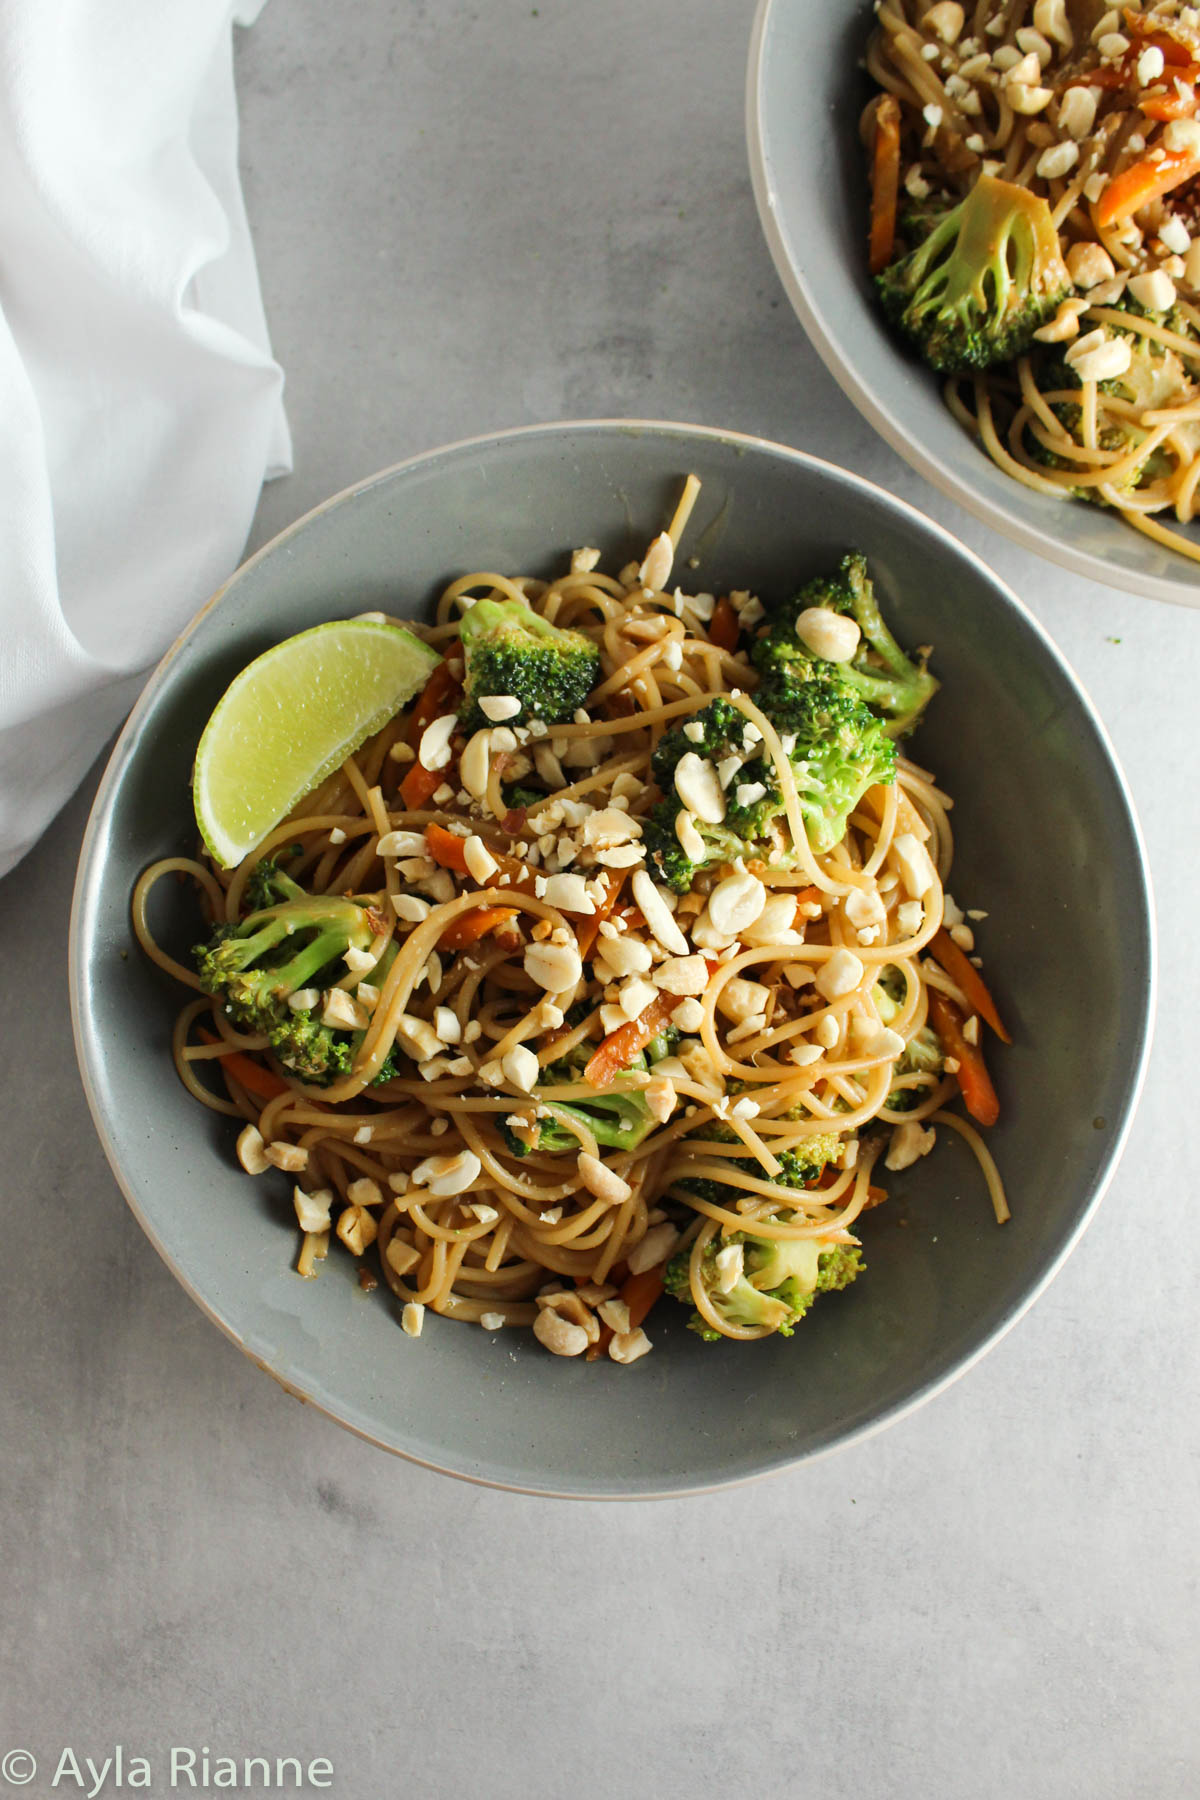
[71,422,1153,1496]
[747,0,1200,607]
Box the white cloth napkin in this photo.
[0,0,291,879]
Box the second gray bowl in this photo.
[747,0,1200,607]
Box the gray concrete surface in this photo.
[2,2,1197,1796]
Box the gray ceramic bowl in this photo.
[747,0,1200,608]
[70,421,1154,1498]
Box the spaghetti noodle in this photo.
[134,480,1008,1360]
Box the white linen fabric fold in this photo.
[0,0,290,878]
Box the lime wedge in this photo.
[193,618,441,867]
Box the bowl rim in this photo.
[745,0,1200,611]
[69,416,1158,1499]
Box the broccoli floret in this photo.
[647,685,893,876]
[754,554,937,733]
[678,1129,842,1209]
[866,965,945,1109]
[650,689,894,871]
[763,680,897,854]
[1094,289,1200,366]
[242,856,308,911]
[458,598,600,731]
[876,172,1070,374]
[821,553,938,729]
[1027,423,1153,505]
[664,1231,863,1341]
[885,1024,945,1113]
[650,697,749,782]
[498,1040,660,1157]
[645,564,929,881]
[195,893,379,1084]
[501,781,549,812]
[642,697,772,889]
[642,799,757,893]
[641,808,696,892]
[899,191,955,247]
[500,1090,654,1158]
[1029,336,1186,504]
[665,1127,859,1336]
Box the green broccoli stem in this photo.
[259,865,309,905]
[213,897,374,995]
[219,914,298,971]
[270,926,361,999]
[843,554,912,681]
[841,555,938,729]
[461,598,557,644]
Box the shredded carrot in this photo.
[196,1029,290,1101]
[927,990,1000,1129]
[1123,13,1194,61]
[399,659,462,809]
[1139,92,1198,120]
[869,94,902,276]
[425,821,478,873]
[584,995,675,1090]
[425,822,526,888]
[708,596,740,652]
[587,1269,665,1360]
[1095,146,1200,228]
[399,761,443,810]
[576,872,626,960]
[408,657,461,737]
[1084,64,1131,90]
[931,927,1011,1043]
[437,906,520,951]
[425,823,606,931]
[622,1267,665,1327]
[791,884,821,926]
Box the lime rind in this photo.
[192,618,440,868]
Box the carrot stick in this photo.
[425,822,528,888]
[576,872,626,960]
[399,761,444,810]
[1140,92,1199,121]
[407,657,461,737]
[399,659,463,809]
[196,1029,290,1101]
[869,94,901,276]
[930,927,1011,1043]
[1122,15,1195,62]
[584,995,675,1090]
[1095,147,1200,228]
[622,1267,665,1327]
[437,906,519,951]
[708,596,740,652]
[791,885,821,925]
[1083,65,1132,91]
[587,1269,665,1360]
[927,990,1000,1129]
[424,821,476,874]
[425,823,607,931]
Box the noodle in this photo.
[867,0,1200,563]
[134,480,1010,1361]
